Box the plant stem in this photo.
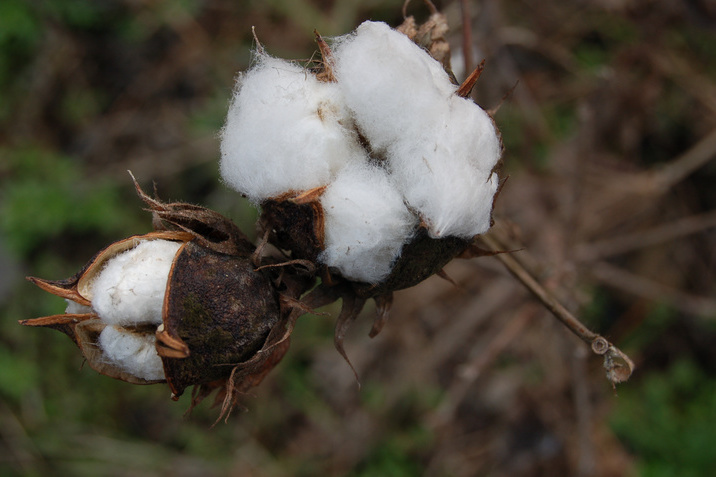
[480,233,635,386]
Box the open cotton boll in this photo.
[220,54,364,201]
[98,326,165,381]
[91,240,181,327]
[387,96,502,238]
[332,21,456,152]
[319,163,417,283]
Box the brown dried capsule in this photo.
[22,231,283,399]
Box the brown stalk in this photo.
[575,209,716,262]
[459,0,474,75]
[589,261,716,317]
[479,233,635,387]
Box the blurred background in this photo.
[1,0,715,475]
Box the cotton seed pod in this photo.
[22,230,282,399]
[222,21,502,293]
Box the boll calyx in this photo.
[220,21,502,289]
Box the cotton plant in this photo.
[20,11,633,418]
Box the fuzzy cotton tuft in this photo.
[385,96,501,238]
[99,325,165,381]
[319,163,417,283]
[220,54,366,201]
[65,299,92,315]
[91,239,181,326]
[332,21,456,152]
[332,21,502,238]
[220,20,502,284]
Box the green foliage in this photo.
[0,345,39,402]
[0,0,40,121]
[573,13,637,73]
[0,147,137,257]
[498,102,576,172]
[611,359,716,477]
[350,388,437,476]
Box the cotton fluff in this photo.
[319,163,417,283]
[332,21,456,152]
[333,21,502,238]
[220,54,366,201]
[65,299,92,315]
[91,239,181,326]
[386,96,501,238]
[98,326,165,381]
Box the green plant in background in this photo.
[611,359,716,477]
[0,0,39,123]
[0,147,139,258]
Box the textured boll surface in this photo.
[220,21,502,283]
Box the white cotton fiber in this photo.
[91,239,181,326]
[319,163,417,283]
[99,326,165,381]
[65,299,92,315]
[332,21,456,152]
[333,21,502,238]
[220,54,365,201]
[387,96,502,238]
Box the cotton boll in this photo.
[319,163,417,283]
[99,326,165,381]
[332,21,456,152]
[220,55,364,201]
[91,240,181,327]
[387,96,502,238]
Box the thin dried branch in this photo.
[650,127,716,192]
[576,209,716,262]
[459,0,474,75]
[589,261,716,317]
[251,26,265,55]
[479,233,635,386]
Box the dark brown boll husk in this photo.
[353,229,471,298]
[259,194,325,263]
[158,240,281,397]
[22,231,284,397]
